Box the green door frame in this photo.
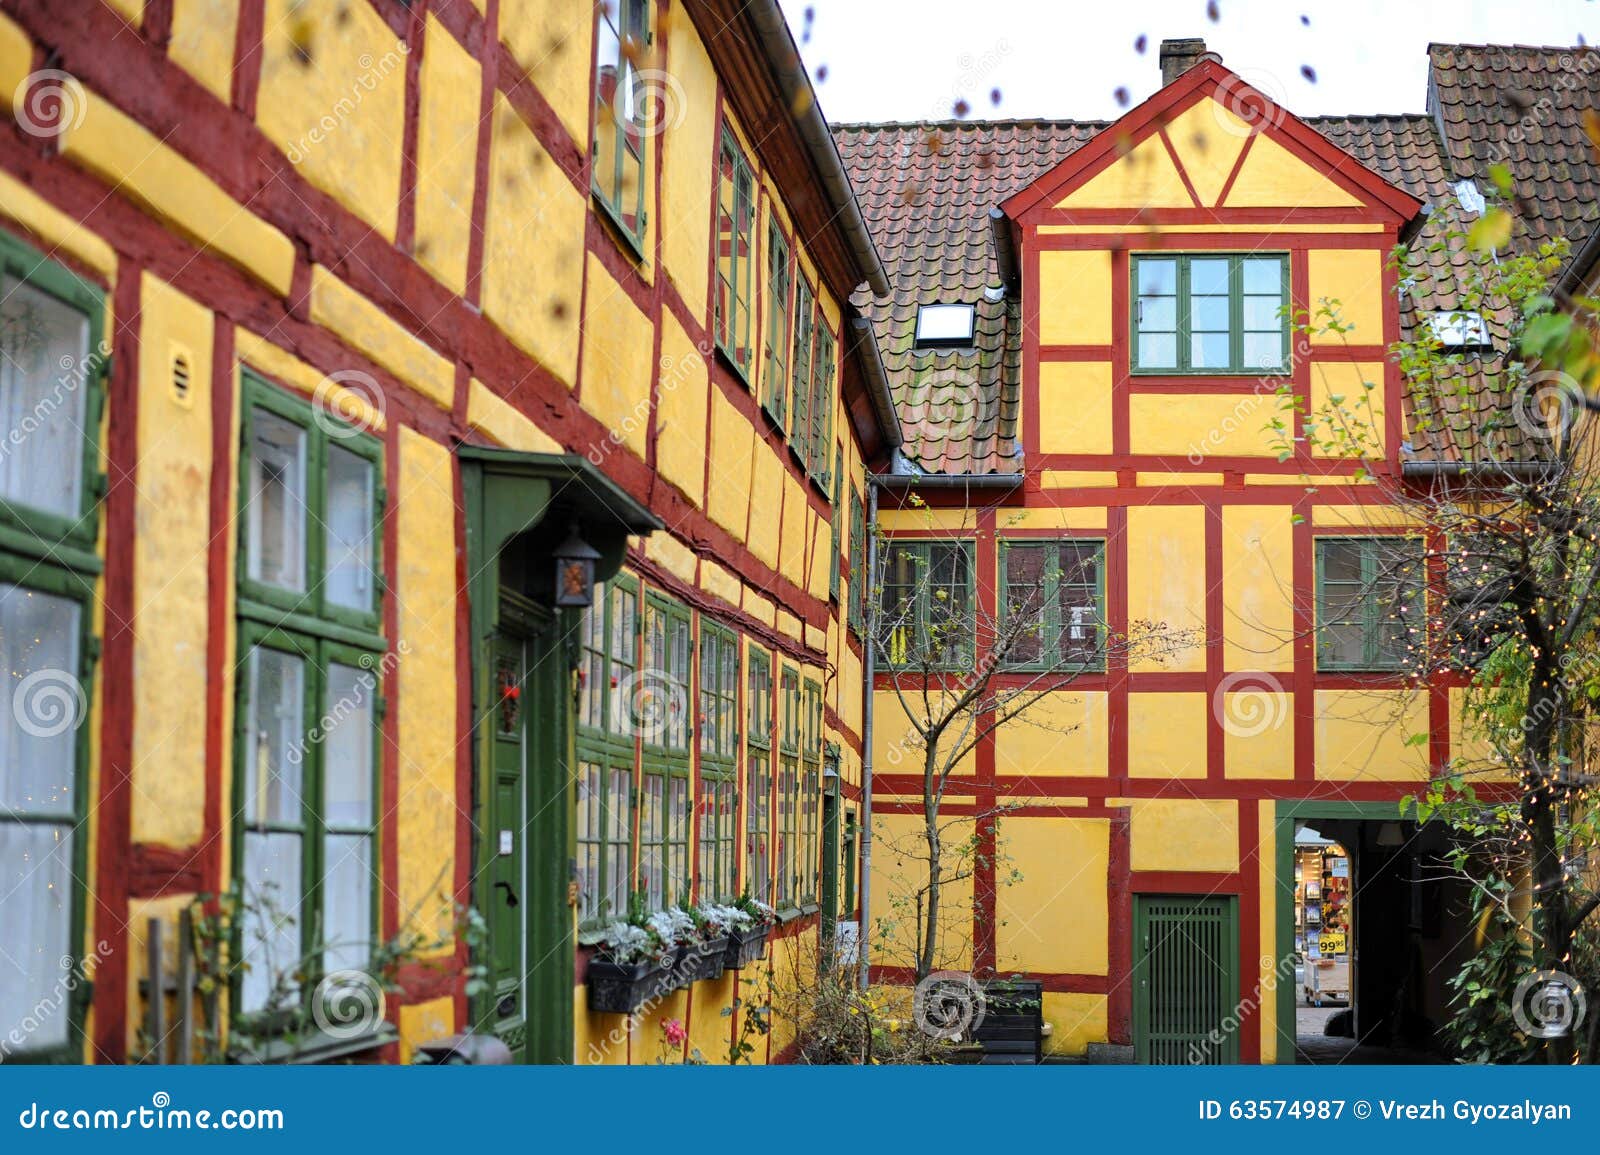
[1272,799,1406,1065]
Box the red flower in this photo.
[663,1018,687,1046]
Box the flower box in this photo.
[674,935,731,985]
[724,924,770,968]
[586,956,675,1015]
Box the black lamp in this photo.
[552,522,601,608]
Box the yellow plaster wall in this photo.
[1038,250,1112,345]
[578,253,655,457]
[1057,134,1192,210]
[1127,692,1208,778]
[745,445,782,568]
[1314,689,1430,781]
[706,389,755,539]
[1043,992,1108,1056]
[0,169,117,283]
[466,379,562,452]
[130,275,213,848]
[481,95,586,383]
[308,266,454,409]
[1130,392,1278,458]
[660,3,717,318]
[168,0,239,103]
[235,329,386,431]
[498,0,593,148]
[1222,134,1362,209]
[397,996,454,1064]
[1037,360,1112,454]
[1129,798,1239,873]
[1221,504,1295,671]
[654,312,710,504]
[1307,249,1385,344]
[778,475,808,587]
[414,16,481,296]
[257,0,407,239]
[1308,360,1386,456]
[994,691,1107,777]
[873,690,976,778]
[1126,504,1206,671]
[994,816,1109,974]
[869,813,973,972]
[395,428,459,949]
[1163,98,1252,205]
[1222,693,1295,780]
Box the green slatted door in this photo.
[1132,895,1240,1064]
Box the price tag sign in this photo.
[1318,931,1346,956]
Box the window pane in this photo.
[1138,259,1176,296]
[240,830,302,1012]
[640,773,663,909]
[575,761,600,922]
[0,277,89,518]
[591,4,622,208]
[1138,295,1176,331]
[1242,257,1282,294]
[0,584,81,815]
[325,445,375,613]
[605,765,631,919]
[1190,293,1229,332]
[247,409,307,593]
[1243,296,1282,331]
[1190,331,1229,369]
[322,833,372,974]
[323,662,374,828]
[1243,331,1284,368]
[244,646,305,826]
[1189,258,1229,295]
[1138,332,1177,369]
[1321,621,1366,667]
[1003,546,1046,665]
[1321,541,1362,583]
[0,820,73,1049]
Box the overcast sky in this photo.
[780,0,1596,124]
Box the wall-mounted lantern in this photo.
[552,523,602,608]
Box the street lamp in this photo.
[552,523,601,608]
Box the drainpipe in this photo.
[857,477,879,991]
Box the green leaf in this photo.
[1467,207,1512,253]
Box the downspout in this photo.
[857,477,879,991]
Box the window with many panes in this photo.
[763,222,791,423]
[591,0,650,251]
[878,541,974,669]
[744,644,774,904]
[575,578,638,926]
[235,374,384,1024]
[788,280,815,450]
[829,448,844,601]
[1316,537,1425,671]
[715,130,756,377]
[0,231,106,1060]
[640,593,692,908]
[696,624,739,902]
[807,326,835,482]
[1000,540,1106,670]
[799,679,823,906]
[1131,253,1289,374]
[848,487,866,635]
[775,666,801,910]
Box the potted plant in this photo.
[675,903,732,985]
[724,894,776,968]
[586,899,680,1014]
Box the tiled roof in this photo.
[836,45,1599,474]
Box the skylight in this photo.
[1428,310,1491,350]
[914,303,976,348]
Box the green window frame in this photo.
[744,643,773,905]
[641,592,692,909]
[696,622,739,902]
[591,0,651,254]
[1315,536,1425,672]
[715,129,756,379]
[799,679,823,906]
[999,539,1107,671]
[877,540,975,670]
[848,487,866,635]
[0,229,106,1062]
[1130,252,1290,375]
[575,577,639,927]
[233,376,385,1033]
[829,448,844,602]
[788,280,815,451]
[762,222,791,424]
[775,666,801,911]
[807,325,835,483]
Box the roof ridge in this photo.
[832,117,1111,131]
[1304,112,1432,123]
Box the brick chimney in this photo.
[1159,38,1220,85]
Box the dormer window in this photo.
[914,303,976,348]
[1427,310,1491,352]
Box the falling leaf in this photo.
[1114,86,1130,107]
[1301,65,1317,83]
[952,98,970,118]
[989,87,1002,106]
[1584,109,1600,157]
[816,64,829,83]
[1300,14,1310,25]
[1466,206,1512,253]
[1207,0,1220,21]
[1134,34,1147,54]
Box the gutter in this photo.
[1557,224,1600,294]
[871,471,1026,489]
[746,2,892,300]
[857,478,878,991]
[1400,460,1555,479]
[847,314,904,449]
[989,207,1020,293]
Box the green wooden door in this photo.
[1132,895,1240,1064]
[484,632,529,1058]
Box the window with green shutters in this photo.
[640,593,692,908]
[715,130,756,379]
[878,541,974,670]
[999,539,1106,670]
[808,325,835,482]
[799,679,823,905]
[788,281,815,450]
[591,0,651,253]
[763,223,791,423]
[575,578,638,927]
[0,229,106,1060]
[234,373,384,1025]
[1131,252,1289,375]
[744,644,774,905]
[1315,537,1425,671]
[775,666,801,910]
[848,487,866,635]
[696,623,739,902]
